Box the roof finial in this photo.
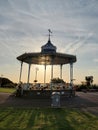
[48,29,52,41]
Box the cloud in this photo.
[94,59,98,62]
[0,0,98,83]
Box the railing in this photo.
[16,89,75,98]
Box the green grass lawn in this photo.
[0,107,98,130]
[0,88,16,93]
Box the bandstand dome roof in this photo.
[17,31,77,65]
[41,39,56,53]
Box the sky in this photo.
[0,0,98,84]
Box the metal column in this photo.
[70,63,73,85]
[51,64,53,80]
[50,59,54,90]
[19,61,23,83]
[44,64,46,87]
[60,64,62,79]
[27,64,31,86]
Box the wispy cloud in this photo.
[0,0,98,84]
[94,59,98,63]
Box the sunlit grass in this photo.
[0,107,98,130]
[0,88,16,93]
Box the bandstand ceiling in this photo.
[17,52,77,65]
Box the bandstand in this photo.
[16,30,77,97]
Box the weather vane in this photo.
[48,29,52,40]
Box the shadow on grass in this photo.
[0,108,76,130]
[0,107,98,130]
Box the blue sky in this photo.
[0,0,98,84]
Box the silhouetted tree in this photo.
[0,77,15,88]
[51,78,65,84]
[85,76,93,86]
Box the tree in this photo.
[0,77,15,88]
[51,78,65,84]
[85,76,93,86]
